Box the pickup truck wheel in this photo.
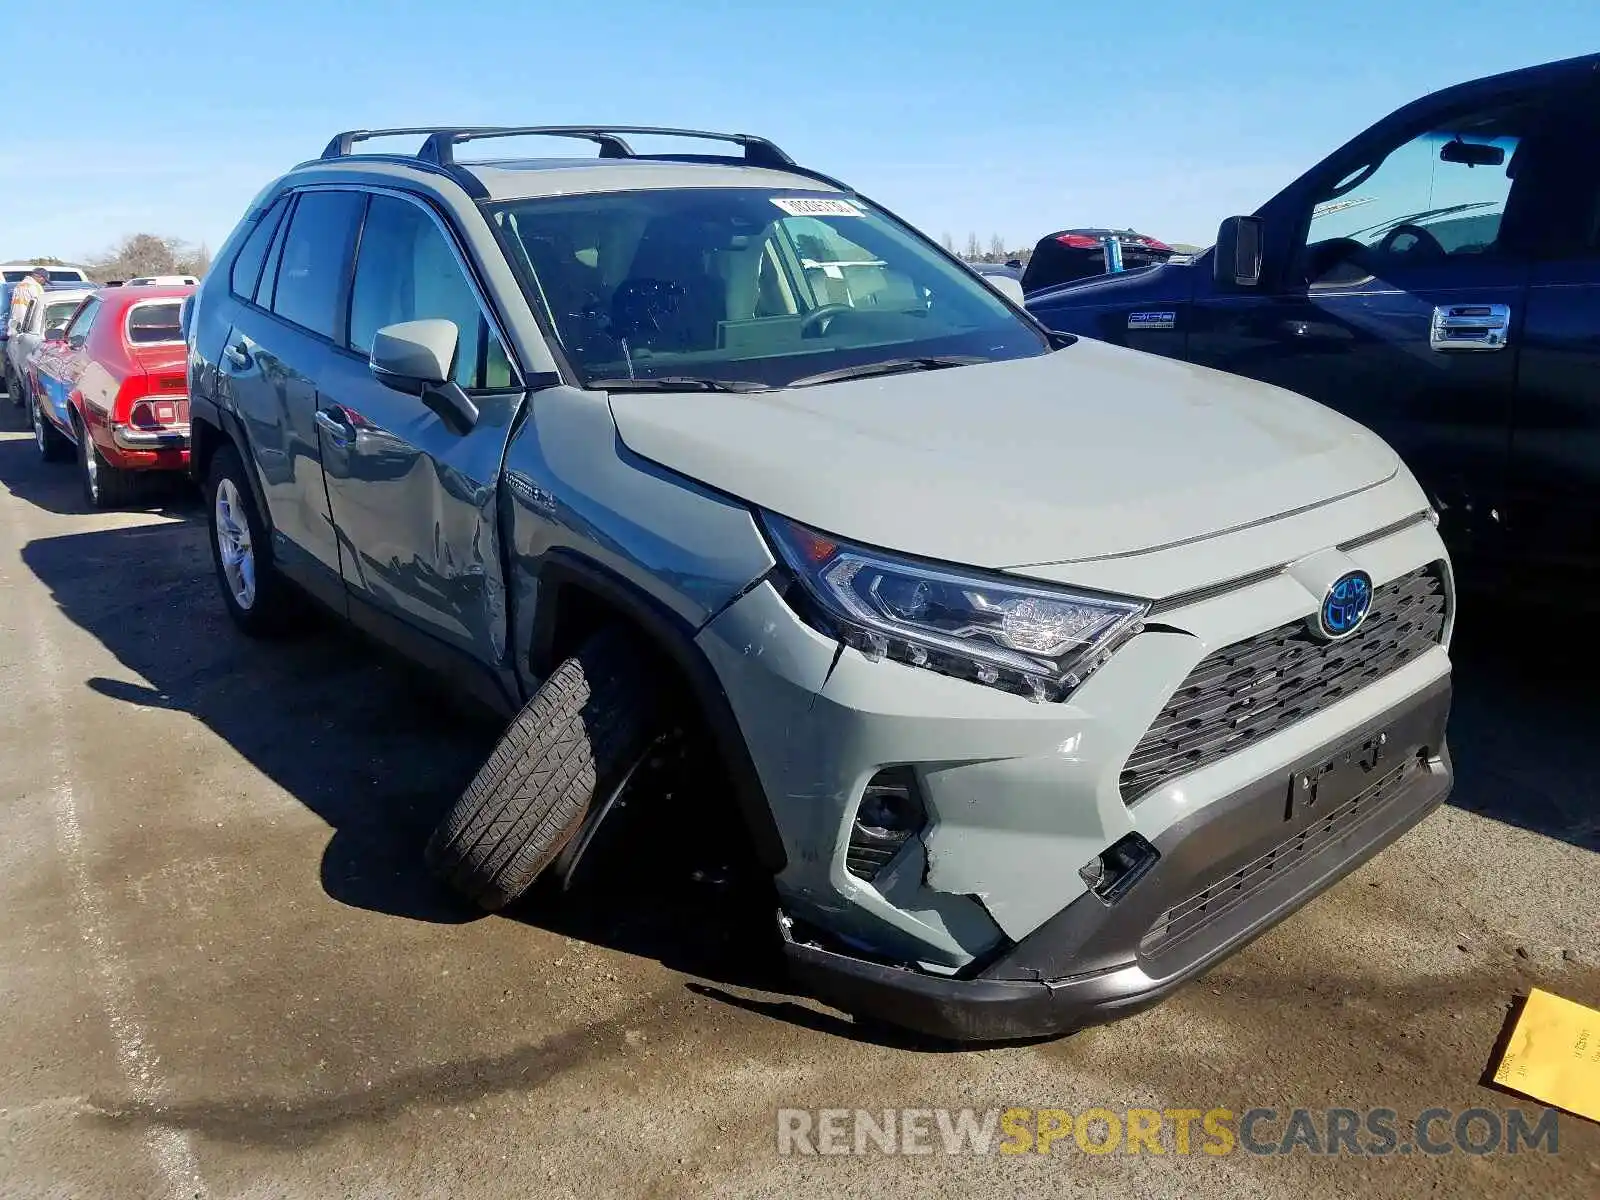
[206,444,298,636]
[427,628,659,911]
[77,417,138,509]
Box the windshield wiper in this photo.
[591,376,770,393]
[787,355,991,388]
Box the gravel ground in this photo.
[0,400,1596,1199]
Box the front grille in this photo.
[1140,754,1420,960]
[1120,564,1447,804]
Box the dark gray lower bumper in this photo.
[783,674,1453,1043]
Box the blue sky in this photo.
[2,0,1595,264]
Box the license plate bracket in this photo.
[1285,729,1389,822]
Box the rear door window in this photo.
[269,190,364,340]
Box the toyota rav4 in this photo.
[185,125,1455,1041]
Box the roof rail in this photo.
[414,126,798,170]
[320,126,504,160]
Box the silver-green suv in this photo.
[186,126,1455,1041]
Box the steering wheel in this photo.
[1376,223,1446,260]
[800,303,854,338]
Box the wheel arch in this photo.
[529,550,788,874]
[190,396,275,540]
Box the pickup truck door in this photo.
[1503,99,1600,578]
[314,191,524,711]
[1185,92,1562,549]
[216,189,364,615]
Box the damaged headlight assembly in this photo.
[762,514,1148,702]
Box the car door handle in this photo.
[314,407,355,445]
[224,341,251,370]
[1430,303,1510,352]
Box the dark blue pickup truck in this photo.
[1029,54,1600,589]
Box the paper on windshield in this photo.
[771,197,863,218]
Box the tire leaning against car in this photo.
[205,442,300,636]
[427,627,661,911]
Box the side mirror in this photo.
[369,319,479,432]
[1214,215,1264,288]
[44,325,67,342]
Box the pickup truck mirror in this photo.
[1214,215,1264,288]
[370,319,479,433]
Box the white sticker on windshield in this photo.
[771,197,863,218]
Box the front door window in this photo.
[1297,98,1543,287]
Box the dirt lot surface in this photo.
[1,399,1596,1199]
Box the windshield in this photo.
[492,188,1048,388]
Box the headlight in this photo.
[762,514,1148,702]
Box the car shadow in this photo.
[3,422,797,1001]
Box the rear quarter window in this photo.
[127,302,185,344]
[229,195,289,301]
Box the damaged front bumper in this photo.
[782,675,1453,1042]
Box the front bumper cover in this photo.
[782,674,1452,1042]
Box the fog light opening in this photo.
[1080,833,1160,905]
[846,767,927,882]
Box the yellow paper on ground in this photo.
[1492,987,1600,1124]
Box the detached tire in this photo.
[427,628,659,911]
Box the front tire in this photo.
[427,628,660,911]
[206,443,299,636]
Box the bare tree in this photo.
[87,233,211,281]
[987,234,1006,262]
[940,231,956,253]
[964,231,981,260]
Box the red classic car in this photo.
[26,284,194,507]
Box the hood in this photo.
[608,338,1399,571]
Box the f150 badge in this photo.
[1128,311,1176,331]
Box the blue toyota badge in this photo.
[1317,570,1373,640]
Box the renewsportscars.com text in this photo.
[775,1106,1562,1157]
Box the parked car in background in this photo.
[1,264,94,391]
[28,283,194,507]
[2,262,91,284]
[1026,52,1600,594]
[1019,229,1174,294]
[965,260,1027,301]
[183,124,1453,1042]
[125,274,199,286]
[5,285,92,405]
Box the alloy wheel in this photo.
[215,478,257,610]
